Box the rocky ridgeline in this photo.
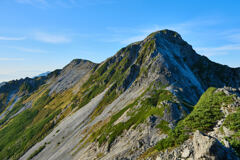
[154,130,239,160]
[20,30,240,160]
[154,87,240,160]
[1,30,240,160]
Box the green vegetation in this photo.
[156,120,170,134]
[33,90,53,108]
[0,96,28,126]
[19,82,32,93]
[154,125,188,151]
[136,40,155,65]
[27,145,46,160]
[180,87,234,132]
[0,109,38,159]
[93,101,137,146]
[73,39,156,121]
[224,109,240,131]
[0,90,61,160]
[88,87,175,148]
[0,93,8,113]
[75,44,141,119]
[154,87,235,151]
[223,108,240,155]
[227,136,240,156]
[96,152,104,159]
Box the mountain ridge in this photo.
[0,29,240,160]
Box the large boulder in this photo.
[193,130,239,160]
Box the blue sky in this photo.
[0,0,240,82]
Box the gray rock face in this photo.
[155,139,194,160]
[160,100,184,125]
[102,29,240,105]
[155,130,239,160]
[155,87,240,160]
[48,59,96,94]
[0,59,96,126]
[193,130,239,160]
[0,76,48,115]
[146,30,240,104]
[10,30,240,160]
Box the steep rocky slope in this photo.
[0,29,240,160]
[0,59,95,160]
[0,59,95,124]
[0,76,49,123]
[143,87,240,160]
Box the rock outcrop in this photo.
[155,130,239,160]
[193,130,238,160]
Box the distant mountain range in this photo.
[0,30,240,160]
[0,82,6,87]
[33,71,51,78]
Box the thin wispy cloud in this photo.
[12,47,47,53]
[226,33,240,43]
[105,18,240,58]
[16,0,48,8]
[120,35,146,45]
[196,44,240,57]
[0,58,24,61]
[0,31,71,44]
[0,36,26,41]
[34,32,71,44]
[16,0,117,8]
[105,18,221,45]
[16,0,48,5]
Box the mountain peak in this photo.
[1,29,240,160]
[147,29,183,41]
[69,59,95,66]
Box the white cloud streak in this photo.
[0,36,26,41]
[0,32,71,44]
[196,44,240,57]
[105,18,240,58]
[16,0,116,8]
[12,47,47,53]
[34,32,71,44]
[0,58,24,61]
[16,0,48,5]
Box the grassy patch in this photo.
[27,145,46,160]
[0,95,28,126]
[224,109,240,132]
[0,89,61,160]
[156,120,170,134]
[136,40,155,65]
[33,90,52,108]
[88,87,175,148]
[153,87,235,152]
[75,45,141,119]
[182,87,233,132]
[96,152,104,159]
[223,108,240,155]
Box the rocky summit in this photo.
[0,29,240,160]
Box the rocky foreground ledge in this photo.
[154,87,240,160]
[155,130,239,160]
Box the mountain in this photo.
[0,29,240,160]
[33,71,51,78]
[0,82,6,87]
